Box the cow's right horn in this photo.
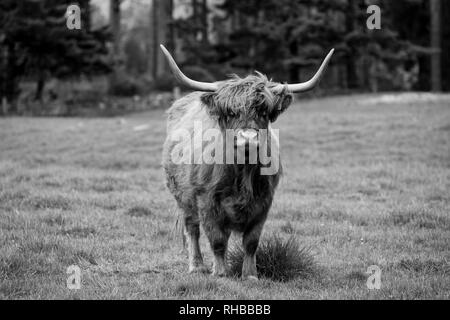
[160,44,219,92]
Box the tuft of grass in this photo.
[73,250,98,265]
[125,206,153,217]
[386,208,449,230]
[280,221,295,234]
[42,214,66,226]
[0,254,58,279]
[345,270,367,282]
[0,256,29,280]
[228,235,317,282]
[398,259,449,274]
[171,276,219,297]
[26,194,72,210]
[20,239,61,254]
[0,280,34,299]
[61,226,96,238]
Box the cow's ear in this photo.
[269,94,293,122]
[201,92,220,116]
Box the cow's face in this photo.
[160,44,333,148]
[201,74,293,148]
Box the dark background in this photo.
[0,0,449,116]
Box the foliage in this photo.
[1,0,448,115]
[0,0,112,106]
[228,235,317,282]
[173,0,435,91]
[109,72,143,97]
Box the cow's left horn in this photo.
[160,44,218,92]
[274,49,334,93]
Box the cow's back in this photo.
[162,92,213,208]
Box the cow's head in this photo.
[160,45,333,149]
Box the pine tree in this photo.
[205,0,431,91]
[0,0,111,111]
[172,0,218,81]
[430,0,442,92]
[217,0,342,82]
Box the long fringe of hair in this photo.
[201,72,293,123]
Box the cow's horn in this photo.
[274,49,334,93]
[160,44,218,92]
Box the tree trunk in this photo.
[109,0,121,90]
[34,71,45,101]
[81,0,91,32]
[289,41,300,83]
[192,0,198,41]
[5,42,19,113]
[201,0,208,44]
[345,0,358,89]
[165,0,175,53]
[110,0,121,55]
[442,0,450,91]
[152,0,159,79]
[164,0,175,80]
[0,43,7,114]
[430,0,442,92]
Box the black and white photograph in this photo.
[0,0,449,303]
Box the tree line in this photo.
[0,0,448,115]
[167,0,448,93]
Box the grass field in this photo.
[0,93,449,299]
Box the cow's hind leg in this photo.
[184,214,208,273]
[241,221,265,280]
[203,221,230,277]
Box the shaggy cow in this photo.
[161,44,333,279]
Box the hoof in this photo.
[243,275,258,281]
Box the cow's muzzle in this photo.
[235,129,259,148]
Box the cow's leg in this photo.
[203,221,230,277]
[242,221,265,280]
[185,215,208,273]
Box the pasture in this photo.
[0,94,449,299]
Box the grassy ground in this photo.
[0,93,449,300]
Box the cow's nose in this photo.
[236,129,258,147]
[240,129,258,140]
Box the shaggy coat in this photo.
[162,73,293,278]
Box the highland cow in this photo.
[161,44,333,280]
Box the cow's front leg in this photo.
[242,221,265,280]
[204,221,230,277]
[185,216,208,274]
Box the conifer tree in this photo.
[0,0,111,109]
